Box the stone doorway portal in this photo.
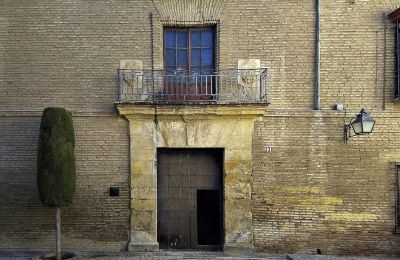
[116,104,265,251]
[157,148,224,250]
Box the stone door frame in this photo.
[116,104,265,252]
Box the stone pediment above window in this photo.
[152,0,226,24]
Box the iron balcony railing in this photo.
[117,69,268,104]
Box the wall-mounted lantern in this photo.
[344,108,375,142]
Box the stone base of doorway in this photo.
[128,242,159,252]
[128,242,255,253]
[223,242,255,254]
[128,230,159,251]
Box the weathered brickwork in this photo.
[1,0,400,255]
[320,1,398,111]
[0,115,130,250]
[0,1,154,111]
[252,112,400,255]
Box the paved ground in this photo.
[0,250,399,260]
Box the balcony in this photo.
[117,69,268,104]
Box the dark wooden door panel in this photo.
[197,189,222,245]
[157,148,223,250]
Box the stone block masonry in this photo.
[117,104,265,251]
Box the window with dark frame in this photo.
[164,27,215,76]
[389,9,400,100]
[163,27,216,101]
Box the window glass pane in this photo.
[166,66,176,74]
[201,48,213,66]
[165,31,176,48]
[201,66,213,75]
[177,31,188,48]
[166,49,176,66]
[191,66,201,75]
[191,49,201,66]
[177,49,188,66]
[175,66,188,74]
[202,30,213,47]
[191,31,201,47]
[165,67,176,84]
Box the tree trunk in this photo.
[56,207,61,260]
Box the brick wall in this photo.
[320,1,397,111]
[0,114,130,250]
[0,1,154,111]
[250,1,400,255]
[0,0,146,250]
[2,0,398,112]
[2,0,400,255]
[252,111,400,255]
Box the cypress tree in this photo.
[37,107,76,260]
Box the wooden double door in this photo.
[157,148,223,250]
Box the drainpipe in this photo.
[382,13,387,111]
[315,0,321,110]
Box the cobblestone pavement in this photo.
[0,250,399,260]
[0,250,284,260]
[77,250,284,260]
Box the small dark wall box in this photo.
[109,187,120,197]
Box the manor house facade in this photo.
[1,0,400,256]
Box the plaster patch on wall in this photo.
[379,151,400,163]
[120,60,143,70]
[238,59,261,70]
[230,230,252,243]
[285,186,321,194]
[325,213,379,222]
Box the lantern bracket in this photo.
[343,108,375,143]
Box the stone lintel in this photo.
[116,103,266,120]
